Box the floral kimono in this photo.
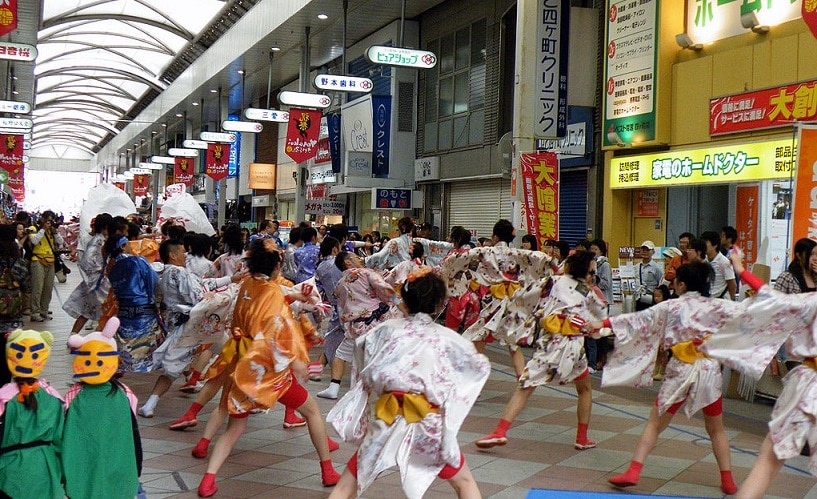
[63,233,108,321]
[335,267,403,340]
[365,233,412,270]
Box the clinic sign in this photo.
[711,79,817,135]
[610,138,795,189]
[314,74,373,93]
[534,0,569,139]
[688,0,801,45]
[0,101,29,113]
[603,0,658,147]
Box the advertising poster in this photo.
[285,108,321,163]
[174,157,194,187]
[521,151,559,249]
[206,142,231,181]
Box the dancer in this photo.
[588,261,742,495]
[476,251,607,451]
[196,240,340,497]
[312,236,344,378]
[365,216,415,270]
[441,226,482,334]
[63,213,112,332]
[384,241,427,289]
[328,269,490,499]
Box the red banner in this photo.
[793,126,817,245]
[0,134,23,172]
[8,165,23,202]
[133,174,150,197]
[710,80,817,136]
[636,189,659,217]
[736,185,759,266]
[114,182,125,191]
[174,157,194,187]
[520,151,559,250]
[0,0,18,38]
[315,137,331,164]
[205,142,230,181]
[285,108,322,163]
[804,0,817,41]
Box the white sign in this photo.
[365,45,437,69]
[22,155,29,163]
[0,43,37,62]
[139,162,164,170]
[244,108,289,122]
[0,101,30,113]
[536,122,587,157]
[0,128,30,135]
[314,74,373,93]
[414,156,440,182]
[305,196,347,216]
[345,151,372,178]
[534,2,569,139]
[151,155,176,164]
[278,91,332,109]
[308,163,337,185]
[199,131,236,143]
[687,1,801,45]
[168,148,199,157]
[221,120,262,133]
[22,141,29,150]
[182,140,209,149]
[252,195,272,207]
[0,118,32,129]
[129,168,151,175]
[341,96,373,153]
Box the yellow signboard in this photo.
[610,139,795,189]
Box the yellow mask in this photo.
[67,317,121,385]
[6,329,53,378]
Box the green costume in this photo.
[62,382,141,499]
[0,385,65,499]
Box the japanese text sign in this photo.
[174,157,194,187]
[711,80,817,135]
[688,0,801,45]
[285,108,322,163]
[610,138,795,189]
[248,163,276,189]
[371,188,411,210]
[8,165,23,202]
[0,0,17,38]
[636,189,659,217]
[0,41,35,62]
[206,142,231,182]
[534,0,570,139]
[365,45,437,69]
[0,100,29,113]
[244,108,289,122]
[372,96,391,177]
[521,151,560,249]
[304,195,347,216]
[735,185,759,265]
[132,174,150,197]
[0,134,23,172]
[793,125,817,244]
[314,74,373,93]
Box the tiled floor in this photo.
[37,266,817,498]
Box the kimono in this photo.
[63,232,108,320]
[603,292,742,417]
[207,252,245,280]
[0,380,64,499]
[522,276,608,386]
[415,238,454,268]
[335,267,403,340]
[294,242,320,283]
[439,242,555,347]
[384,258,425,289]
[315,255,344,364]
[125,237,159,262]
[328,314,490,499]
[365,233,413,270]
[187,254,215,279]
[440,246,483,333]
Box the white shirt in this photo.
[708,252,735,299]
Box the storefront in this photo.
[447,177,513,239]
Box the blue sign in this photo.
[372,188,411,210]
[372,96,391,178]
[327,113,341,174]
[228,114,241,177]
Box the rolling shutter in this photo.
[448,177,512,239]
[558,168,589,247]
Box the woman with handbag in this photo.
[27,211,64,322]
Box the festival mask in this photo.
[68,317,121,384]
[6,329,53,378]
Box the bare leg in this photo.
[499,386,536,423]
[448,461,482,499]
[204,415,248,474]
[202,404,229,441]
[508,347,525,378]
[330,357,346,381]
[296,396,332,460]
[194,371,226,407]
[736,434,785,499]
[71,316,88,333]
[632,406,675,464]
[705,413,732,471]
[574,375,592,426]
[149,374,173,398]
[328,469,356,499]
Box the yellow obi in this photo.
[375,391,439,425]
[489,281,520,299]
[670,336,711,364]
[541,314,583,336]
[803,357,817,371]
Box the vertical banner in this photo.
[327,112,342,174]
[227,114,241,178]
[285,108,322,163]
[534,0,570,139]
[372,95,392,177]
[174,157,194,187]
[0,134,23,172]
[793,126,817,244]
[114,182,126,191]
[521,151,560,249]
[805,1,817,41]
[636,189,659,216]
[206,142,231,181]
[7,165,22,202]
[0,0,18,38]
[132,174,150,197]
[735,185,759,265]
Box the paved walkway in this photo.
[37,266,817,498]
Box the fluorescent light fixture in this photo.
[271,46,281,51]
[317,13,328,20]
[675,33,703,51]
[741,12,769,33]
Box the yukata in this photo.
[63,233,108,321]
[207,252,245,279]
[0,380,64,499]
[282,243,298,282]
[700,280,817,474]
[521,275,608,387]
[187,254,215,279]
[384,258,426,289]
[294,242,320,283]
[365,233,413,270]
[107,254,162,373]
[440,246,482,333]
[602,292,742,417]
[335,268,403,342]
[315,255,344,364]
[415,238,454,267]
[328,314,490,499]
[152,264,232,378]
[440,242,556,347]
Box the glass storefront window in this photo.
[356,191,404,236]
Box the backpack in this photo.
[0,267,22,318]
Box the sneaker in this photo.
[475,434,508,448]
[137,406,154,418]
[307,361,323,382]
[169,414,198,431]
[84,321,97,331]
[283,413,307,429]
[588,367,597,374]
[574,439,597,450]
[316,383,339,399]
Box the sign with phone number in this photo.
[610,138,795,189]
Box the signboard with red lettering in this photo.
[305,195,347,216]
[0,134,23,172]
[8,165,23,202]
[285,108,321,163]
[736,185,759,266]
[132,174,149,197]
[0,0,18,38]
[0,41,35,61]
[521,151,559,249]
[711,80,817,135]
[205,142,230,181]
[114,182,126,191]
[793,125,817,246]
[636,189,659,217]
[174,157,194,187]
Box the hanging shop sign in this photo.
[327,112,342,174]
[308,163,336,185]
[0,100,29,113]
[735,185,759,265]
[536,121,587,158]
[199,131,236,143]
[521,151,560,249]
[8,166,23,202]
[168,148,198,157]
[248,163,276,189]
[0,42,35,62]
[342,97,373,153]
[372,96,391,177]
[227,115,241,178]
[316,138,331,164]
[138,162,163,170]
[129,168,151,175]
[603,0,658,147]
[278,91,331,109]
[806,1,817,41]
[0,134,23,172]
[285,108,322,163]
[792,125,817,244]
[711,79,817,136]
[151,155,176,164]
[365,45,437,69]
[173,157,195,187]
[313,74,373,93]
[371,188,412,210]
[205,142,231,182]
[182,139,209,149]
[244,108,289,122]
[610,138,795,189]
[0,0,18,38]
[0,118,31,129]
[534,0,569,139]
[132,174,150,197]
[414,156,440,182]
[305,195,347,216]
[221,120,262,133]
[687,0,801,45]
